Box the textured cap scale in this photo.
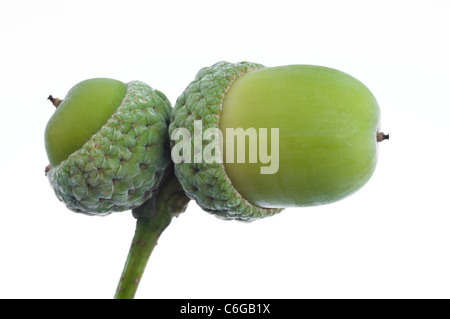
[47,81,172,215]
[169,61,283,222]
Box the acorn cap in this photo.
[169,61,283,222]
[47,81,172,215]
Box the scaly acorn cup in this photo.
[44,78,190,299]
[169,61,388,222]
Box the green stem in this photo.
[114,167,190,299]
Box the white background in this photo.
[1,0,449,299]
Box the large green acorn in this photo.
[169,61,388,221]
[45,78,172,215]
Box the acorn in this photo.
[44,78,190,299]
[169,61,388,221]
[45,78,172,214]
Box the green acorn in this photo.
[45,78,172,215]
[169,61,388,221]
[44,78,190,299]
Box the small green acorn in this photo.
[45,78,172,215]
[169,61,388,221]
[44,78,190,299]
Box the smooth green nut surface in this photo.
[220,65,380,208]
[45,79,172,215]
[45,78,128,167]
